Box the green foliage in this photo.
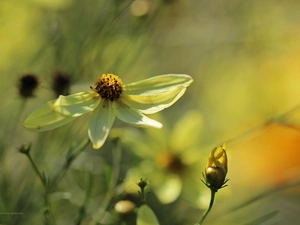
[244,211,279,225]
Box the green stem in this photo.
[49,138,90,191]
[140,187,146,205]
[75,171,94,225]
[90,140,122,225]
[23,138,90,224]
[196,189,216,225]
[26,153,46,188]
[223,103,300,145]
[25,152,56,225]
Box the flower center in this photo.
[157,152,186,175]
[91,74,123,101]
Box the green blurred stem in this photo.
[196,189,216,225]
[91,140,122,225]
[6,99,27,144]
[223,103,300,145]
[26,152,45,188]
[76,171,94,225]
[140,185,146,205]
[50,138,90,191]
[25,152,56,225]
[24,139,89,225]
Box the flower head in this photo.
[52,71,71,97]
[18,73,40,98]
[23,73,193,149]
[203,144,228,192]
[121,110,205,204]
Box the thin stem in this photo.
[26,153,46,188]
[4,99,27,145]
[22,138,90,225]
[90,140,122,225]
[196,189,216,225]
[75,171,94,225]
[49,138,90,191]
[211,179,300,222]
[25,152,56,225]
[140,187,146,205]
[223,102,300,146]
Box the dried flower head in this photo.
[18,74,40,98]
[52,71,71,97]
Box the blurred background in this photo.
[1,0,300,224]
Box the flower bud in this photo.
[18,144,31,154]
[203,143,228,191]
[130,0,151,18]
[137,178,148,190]
[114,200,136,216]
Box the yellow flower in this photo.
[23,74,193,149]
[120,110,205,204]
[203,144,228,191]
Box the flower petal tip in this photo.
[92,144,101,149]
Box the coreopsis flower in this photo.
[202,144,229,192]
[23,74,193,149]
[120,110,205,204]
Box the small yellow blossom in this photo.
[121,110,205,204]
[23,74,193,149]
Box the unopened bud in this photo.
[137,178,148,190]
[205,166,227,190]
[18,144,31,154]
[114,200,136,216]
[203,144,229,191]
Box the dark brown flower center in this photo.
[91,74,123,101]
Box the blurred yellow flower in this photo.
[203,144,228,191]
[120,110,205,204]
[23,74,193,149]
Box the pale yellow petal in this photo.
[88,100,115,149]
[53,91,100,117]
[155,174,182,204]
[23,100,75,132]
[122,86,186,114]
[112,100,162,128]
[169,110,203,152]
[123,74,193,95]
[137,205,160,225]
